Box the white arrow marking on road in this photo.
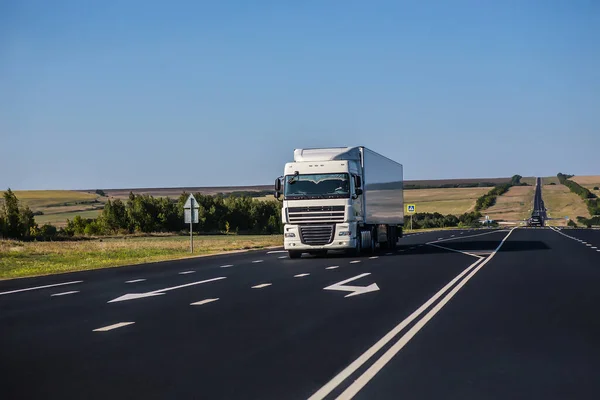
[294,273,310,278]
[190,298,219,306]
[93,322,135,332]
[323,273,380,298]
[108,277,227,303]
[51,291,79,297]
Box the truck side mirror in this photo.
[354,176,362,189]
[274,178,282,192]
[355,188,363,196]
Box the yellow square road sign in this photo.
[406,204,416,213]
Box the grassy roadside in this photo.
[0,235,282,280]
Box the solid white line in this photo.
[350,260,361,264]
[125,279,146,283]
[51,291,79,297]
[93,322,135,332]
[336,228,517,399]
[0,280,84,296]
[427,243,484,259]
[252,283,272,289]
[326,266,339,270]
[309,228,515,400]
[267,250,287,254]
[179,271,195,275]
[220,264,234,268]
[252,260,264,263]
[294,273,310,278]
[190,298,219,306]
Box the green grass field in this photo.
[0,235,282,279]
[543,184,590,226]
[404,187,490,215]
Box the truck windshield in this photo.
[285,173,350,199]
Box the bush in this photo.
[95,189,106,197]
[594,187,599,191]
[567,219,578,227]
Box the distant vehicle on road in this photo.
[274,147,404,258]
[528,215,544,227]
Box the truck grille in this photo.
[299,225,335,245]
[288,206,345,224]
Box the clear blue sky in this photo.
[1,0,598,190]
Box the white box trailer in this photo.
[274,146,404,258]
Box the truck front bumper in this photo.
[283,223,357,251]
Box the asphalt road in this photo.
[2,227,600,399]
[534,177,547,219]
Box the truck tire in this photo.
[349,232,362,256]
[288,250,302,259]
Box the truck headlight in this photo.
[284,233,296,238]
[338,231,351,236]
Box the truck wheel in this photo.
[350,233,362,256]
[369,228,377,254]
[288,251,302,259]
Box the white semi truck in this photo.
[274,147,404,258]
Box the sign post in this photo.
[184,194,200,253]
[406,204,416,230]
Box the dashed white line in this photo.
[252,260,264,263]
[51,291,79,297]
[385,252,393,256]
[586,244,592,247]
[125,279,146,283]
[266,250,287,254]
[592,247,598,249]
[369,256,379,260]
[219,264,234,268]
[179,271,195,275]
[278,256,288,259]
[0,280,84,296]
[190,298,219,306]
[294,273,310,278]
[252,283,272,289]
[350,260,361,264]
[93,322,135,332]
[326,266,339,270]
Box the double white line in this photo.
[309,228,516,400]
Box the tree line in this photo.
[408,211,489,229]
[1,190,283,240]
[557,173,600,226]
[473,175,525,212]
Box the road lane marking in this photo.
[125,279,146,283]
[179,271,195,275]
[252,283,272,289]
[220,264,234,268]
[427,243,484,259]
[252,260,264,263]
[108,277,227,303]
[294,273,310,278]
[278,256,288,259]
[326,266,339,270]
[431,229,509,243]
[586,244,592,246]
[323,273,379,298]
[350,260,361,264]
[51,291,79,297]
[267,250,287,254]
[369,256,379,259]
[451,235,455,237]
[592,247,598,249]
[190,298,219,306]
[93,322,135,332]
[335,228,517,399]
[385,252,393,256]
[309,228,516,400]
[0,280,84,296]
